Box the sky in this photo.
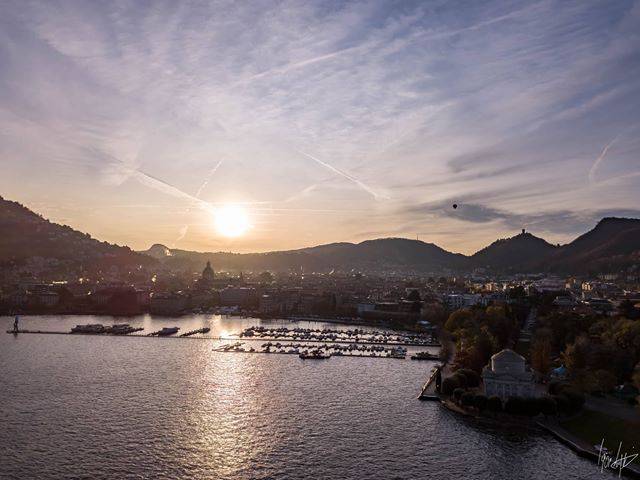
[1,0,639,255]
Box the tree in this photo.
[445,309,474,333]
[530,337,552,375]
[553,394,572,414]
[258,271,274,283]
[468,329,495,372]
[538,396,557,416]
[563,388,585,411]
[505,397,525,415]
[487,396,502,413]
[508,286,526,300]
[452,372,468,389]
[456,368,480,388]
[593,369,617,393]
[633,363,640,390]
[461,392,475,407]
[522,397,541,417]
[441,376,460,396]
[474,394,488,412]
[619,299,640,319]
[562,335,590,373]
[453,388,465,403]
[407,289,421,302]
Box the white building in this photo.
[482,349,536,400]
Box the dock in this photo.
[214,341,408,360]
[7,329,222,340]
[418,364,443,401]
[6,329,438,346]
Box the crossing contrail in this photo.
[175,160,224,244]
[195,160,223,197]
[296,150,389,200]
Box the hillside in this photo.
[142,237,467,273]
[0,196,155,270]
[144,219,640,275]
[545,217,640,273]
[2,195,639,275]
[470,231,558,272]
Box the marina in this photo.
[236,326,439,346]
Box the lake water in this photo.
[0,315,610,479]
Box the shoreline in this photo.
[433,396,640,478]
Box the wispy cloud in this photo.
[0,0,639,253]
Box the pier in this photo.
[418,365,443,401]
[213,341,409,360]
[6,329,439,346]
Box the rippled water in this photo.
[0,315,610,479]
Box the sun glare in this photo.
[213,205,250,238]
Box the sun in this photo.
[213,205,250,238]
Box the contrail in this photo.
[589,134,622,184]
[195,160,223,197]
[128,168,210,209]
[175,160,224,244]
[234,46,361,86]
[296,150,389,200]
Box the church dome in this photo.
[201,261,215,284]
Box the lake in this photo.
[0,315,609,479]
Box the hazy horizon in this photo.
[2,1,640,255]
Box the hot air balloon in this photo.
[452,203,458,209]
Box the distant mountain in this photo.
[141,238,467,273]
[145,219,640,275]
[544,217,640,274]
[0,196,155,271]
[2,194,639,276]
[470,231,558,272]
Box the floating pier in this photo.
[213,341,408,360]
[180,327,211,337]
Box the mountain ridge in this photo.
[2,195,639,274]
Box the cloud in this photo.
[1,0,639,253]
[402,198,640,237]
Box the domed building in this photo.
[482,349,536,399]
[198,261,215,290]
